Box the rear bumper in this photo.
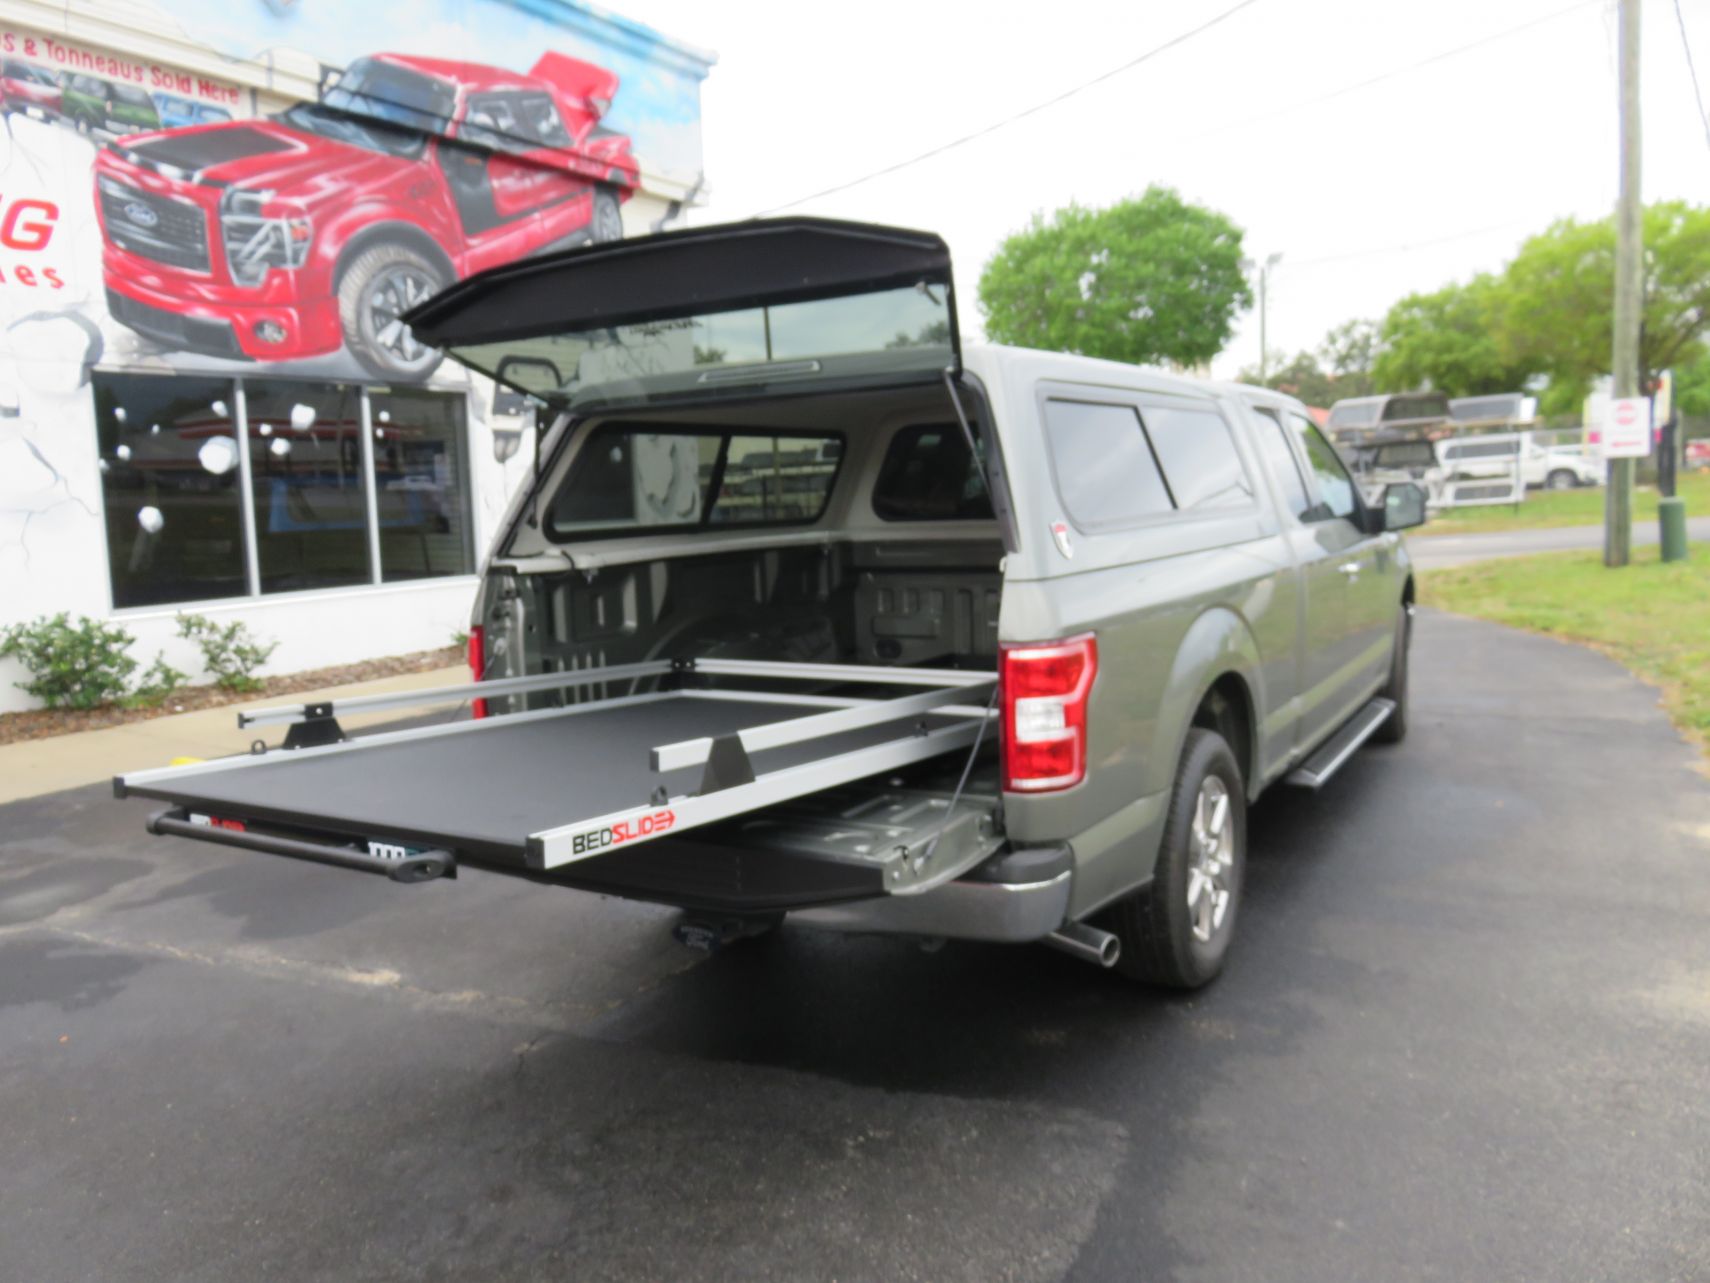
[791,844,1073,943]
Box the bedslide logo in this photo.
[570,808,678,856]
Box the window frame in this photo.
[1038,383,1262,536]
[544,420,847,543]
[1249,404,1316,524]
[91,371,478,614]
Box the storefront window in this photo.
[244,381,371,593]
[368,389,475,581]
[94,374,247,608]
[93,374,476,606]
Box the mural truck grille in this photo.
[99,180,210,272]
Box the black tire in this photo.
[1109,728,1245,989]
[1374,603,1412,744]
[590,186,624,243]
[336,241,448,380]
[1545,468,1578,491]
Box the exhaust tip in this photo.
[1044,921,1121,969]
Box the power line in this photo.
[754,0,1263,216]
[1282,217,1538,271]
[1177,0,1603,148]
[1675,0,1710,155]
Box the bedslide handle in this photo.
[145,809,454,884]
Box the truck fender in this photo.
[329,217,457,292]
[1148,605,1264,801]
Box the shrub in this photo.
[124,655,189,709]
[176,613,278,692]
[0,613,139,709]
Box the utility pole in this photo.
[1607,0,1641,568]
[1257,252,1281,381]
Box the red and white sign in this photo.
[1601,396,1653,459]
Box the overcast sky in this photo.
[616,0,1710,380]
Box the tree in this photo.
[1372,275,1530,396]
[1498,202,1710,402]
[1235,320,1379,406]
[978,187,1251,368]
[1319,319,1381,391]
[1237,350,1341,406]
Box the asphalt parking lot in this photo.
[3,610,1707,1283]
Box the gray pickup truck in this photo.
[116,219,1426,989]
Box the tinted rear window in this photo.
[1328,400,1381,428]
[1144,405,1254,510]
[872,424,994,522]
[1383,395,1449,421]
[1043,400,1172,527]
[549,425,842,538]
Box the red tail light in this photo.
[1000,634,1096,792]
[467,624,488,720]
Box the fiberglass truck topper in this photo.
[117,218,1424,987]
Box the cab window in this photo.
[1289,412,1359,521]
[1251,407,1312,520]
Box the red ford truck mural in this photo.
[92,51,638,379]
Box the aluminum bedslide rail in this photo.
[118,657,1001,883]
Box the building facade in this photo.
[0,0,712,711]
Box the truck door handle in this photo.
[1337,561,1362,578]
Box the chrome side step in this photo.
[1286,697,1396,790]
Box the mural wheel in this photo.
[591,186,624,243]
[337,242,447,380]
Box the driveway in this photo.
[2,612,1708,1282]
[1411,514,1710,569]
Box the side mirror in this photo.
[1382,482,1428,531]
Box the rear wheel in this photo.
[1109,729,1245,989]
[1545,468,1578,491]
[337,242,448,380]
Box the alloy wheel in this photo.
[1186,774,1235,944]
[366,265,439,366]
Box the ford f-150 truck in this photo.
[117,220,1426,989]
[93,51,638,379]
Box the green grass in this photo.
[1421,545,1710,752]
[1416,469,1709,536]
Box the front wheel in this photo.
[590,186,624,243]
[1545,468,1578,491]
[337,242,448,381]
[1108,728,1246,989]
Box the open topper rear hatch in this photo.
[402,216,960,412]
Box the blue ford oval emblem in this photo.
[123,200,158,228]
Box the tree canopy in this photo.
[1237,320,1379,406]
[977,187,1251,368]
[1371,274,1530,397]
[1498,202,1710,402]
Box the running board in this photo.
[1285,698,1395,790]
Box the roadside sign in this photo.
[1601,396,1652,459]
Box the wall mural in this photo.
[0,1,709,648]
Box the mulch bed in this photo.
[0,646,463,746]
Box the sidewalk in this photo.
[0,665,464,806]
